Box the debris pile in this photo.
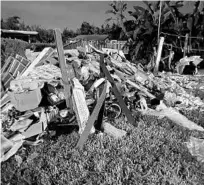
[1,29,204,162]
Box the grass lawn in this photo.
[1,109,204,185]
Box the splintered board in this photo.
[72,78,94,134]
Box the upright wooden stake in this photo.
[183,34,189,57]
[54,29,74,111]
[154,37,165,74]
[168,50,174,71]
[95,54,106,131]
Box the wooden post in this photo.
[154,37,165,74]
[183,34,189,57]
[54,29,74,111]
[168,50,174,71]
[95,54,106,131]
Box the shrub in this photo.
[32,42,56,52]
[1,38,32,66]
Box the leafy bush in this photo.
[32,43,56,52]
[1,38,32,65]
[0,39,56,67]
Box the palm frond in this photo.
[165,1,177,22]
[105,18,114,23]
[105,10,116,14]
[142,1,154,14]
[133,6,146,14]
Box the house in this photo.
[64,34,109,50]
[72,34,109,42]
[0,29,38,43]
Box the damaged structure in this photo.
[1,29,204,163]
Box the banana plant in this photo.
[127,1,184,61]
[186,1,204,50]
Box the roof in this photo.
[73,34,109,41]
[0,29,38,35]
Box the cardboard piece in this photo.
[8,88,42,112]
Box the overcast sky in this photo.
[1,1,196,31]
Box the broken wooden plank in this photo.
[126,80,156,99]
[21,47,53,77]
[54,28,75,110]
[154,37,165,74]
[76,82,107,150]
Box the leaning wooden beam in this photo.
[88,44,106,55]
[154,37,165,74]
[54,29,74,110]
[76,82,107,150]
[100,58,136,127]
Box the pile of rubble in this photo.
[1,30,204,163]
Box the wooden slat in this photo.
[22,47,53,77]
